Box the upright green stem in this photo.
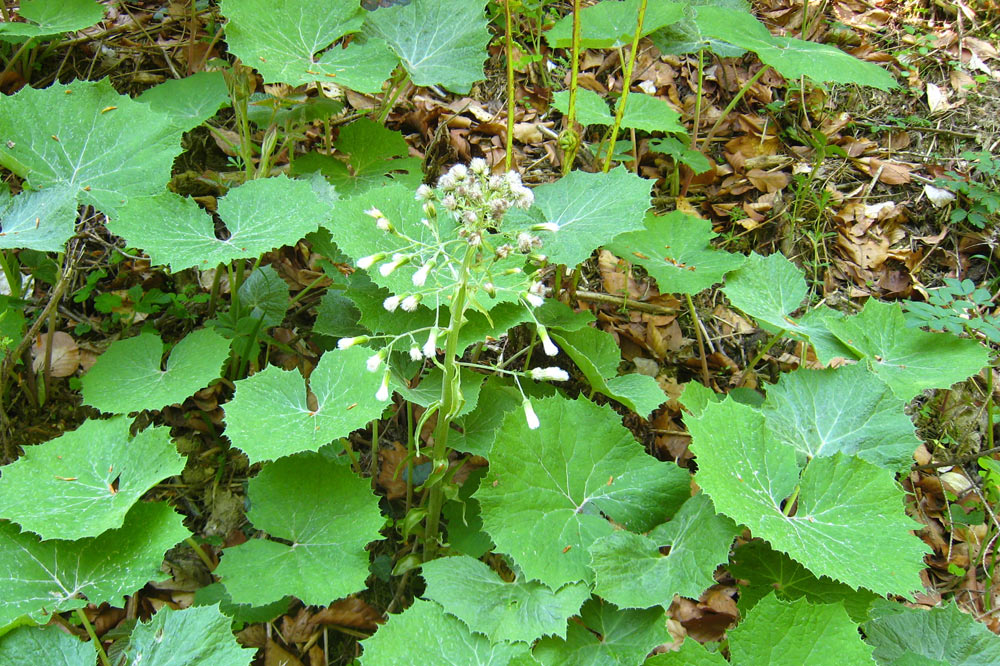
[690,49,705,149]
[76,608,111,666]
[699,65,771,152]
[423,244,478,561]
[602,0,647,173]
[376,69,409,125]
[0,250,21,299]
[988,364,995,451]
[504,0,516,170]
[560,0,583,176]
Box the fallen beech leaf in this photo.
[31,330,80,377]
[926,82,952,114]
[924,184,956,208]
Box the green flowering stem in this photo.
[423,243,480,561]
[603,0,647,173]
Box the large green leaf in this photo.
[136,72,230,133]
[545,0,685,49]
[0,502,189,626]
[723,251,807,330]
[0,80,186,213]
[238,265,289,328]
[694,6,896,90]
[761,364,920,471]
[0,418,182,541]
[110,176,331,272]
[722,252,852,363]
[506,167,651,267]
[645,639,728,665]
[863,599,1000,665]
[590,493,739,609]
[422,555,590,643]
[551,89,612,127]
[360,599,531,665]
[0,185,77,252]
[80,328,230,414]
[620,92,685,134]
[474,397,690,588]
[220,0,396,92]
[121,604,254,666]
[532,598,671,665]
[292,119,422,195]
[607,211,745,295]
[0,626,92,665]
[728,595,874,664]
[729,540,879,623]
[215,451,384,606]
[649,0,749,57]
[687,399,929,597]
[363,0,490,93]
[450,376,523,456]
[551,326,666,417]
[825,299,990,401]
[223,346,386,463]
[0,0,104,39]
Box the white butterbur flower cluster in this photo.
[346,162,570,411]
[433,160,534,239]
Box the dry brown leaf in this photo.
[265,638,304,666]
[32,330,80,377]
[746,168,789,193]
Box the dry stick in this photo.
[602,0,647,173]
[561,288,678,315]
[504,0,516,171]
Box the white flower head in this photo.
[409,344,423,361]
[438,173,456,191]
[379,254,409,277]
[366,349,386,372]
[356,253,384,270]
[442,194,458,211]
[338,335,368,350]
[538,326,559,356]
[524,292,544,308]
[532,221,559,233]
[376,216,392,232]
[401,294,421,312]
[530,367,570,382]
[383,295,400,312]
[415,184,433,201]
[517,233,537,253]
[523,398,540,430]
[376,371,391,402]
[422,328,439,358]
[412,261,434,287]
[449,163,469,181]
[364,207,383,219]
[470,157,488,175]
